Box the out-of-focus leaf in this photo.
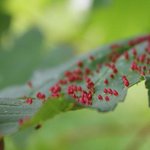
[0,12,11,38]
[0,28,43,89]
[92,0,112,9]
[78,0,150,51]
[0,28,75,89]
[0,137,4,150]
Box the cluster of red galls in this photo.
[98,88,119,102]
[18,35,150,126]
[127,47,150,76]
[24,36,150,107]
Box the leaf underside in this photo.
[0,35,150,136]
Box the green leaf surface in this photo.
[0,35,150,136]
[0,11,11,38]
[0,98,41,136]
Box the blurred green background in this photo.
[0,0,150,149]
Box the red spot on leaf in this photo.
[113,90,119,96]
[131,61,138,71]
[104,79,109,85]
[122,75,129,87]
[77,61,83,68]
[108,88,113,95]
[110,74,114,79]
[36,92,46,100]
[132,48,137,57]
[124,51,129,60]
[105,96,110,101]
[98,95,103,100]
[26,98,33,105]
[104,88,108,94]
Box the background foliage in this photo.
[0,0,150,149]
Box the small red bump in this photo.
[138,54,146,63]
[110,74,114,79]
[72,85,77,92]
[98,95,103,100]
[87,93,92,100]
[64,71,72,77]
[130,61,138,71]
[105,96,110,101]
[26,98,33,105]
[104,79,109,85]
[72,93,77,99]
[85,68,91,75]
[77,61,83,67]
[89,55,95,61]
[18,116,29,126]
[122,76,129,87]
[110,44,120,50]
[50,84,61,93]
[108,88,113,95]
[128,40,135,46]
[36,92,46,100]
[147,58,150,64]
[124,51,129,60]
[86,77,91,83]
[143,66,147,70]
[87,81,94,89]
[111,64,116,69]
[77,86,82,91]
[113,90,119,96]
[140,72,145,76]
[80,97,86,104]
[59,79,67,85]
[18,118,24,126]
[68,76,76,82]
[138,66,142,72]
[67,86,74,95]
[74,68,82,75]
[113,68,118,74]
[145,47,150,54]
[104,88,108,94]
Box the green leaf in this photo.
[25,98,81,127]
[0,28,75,90]
[92,0,112,9]
[0,98,41,135]
[0,35,150,136]
[0,137,4,150]
[0,11,11,38]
